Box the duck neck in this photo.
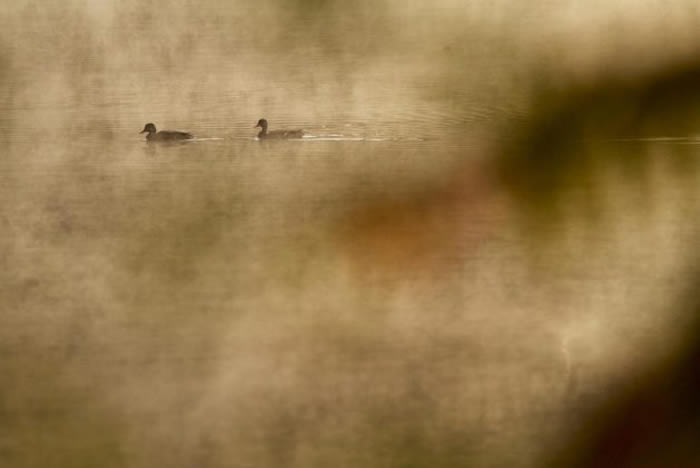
[258,125,267,138]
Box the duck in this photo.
[255,119,304,139]
[140,123,193,141]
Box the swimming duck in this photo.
[140,123,193,141]
[255,119,304,139]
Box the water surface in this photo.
[2,1,700,467]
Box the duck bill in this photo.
[139,129,147,134]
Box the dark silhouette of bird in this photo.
[140,122,193,141]
[255,118,304,139]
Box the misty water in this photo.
[3,1,700,467]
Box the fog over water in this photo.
[2,1,700,467]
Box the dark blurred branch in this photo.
[498,58,700,204]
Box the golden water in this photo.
[2,1,700,467]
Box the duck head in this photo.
[255,119,268,130]
[140,123,157,134]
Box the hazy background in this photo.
[2,1,700,467]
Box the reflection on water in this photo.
[2,1,700,467]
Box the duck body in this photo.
[140,123,193,141]
[255,119,304,139]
